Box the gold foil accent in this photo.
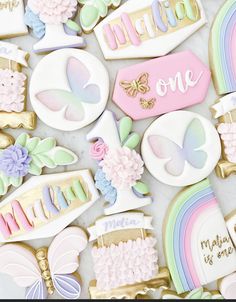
[89,267,170,299]
[140,98,156,110]
[0,131,14,148]
[0,112,36,130]
[120,73,150,97]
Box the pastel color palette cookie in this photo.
[210,0,236,95]
[30,49,109,131]
[94,0,207,60]
[164,179,236,294]
[141,111,221,187]
[113,51,211,120]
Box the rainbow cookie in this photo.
[0,133,78,196]
[209,0,236,95]
[113,51,211,120]
[0,0,28,38]
[87,110,152,215]
[24,0,85,53]
[218,272,236,299]
[141,111,221,187]
[162,287,223,299]
[30,49,109,131]
[226,210,236,247]
[164,179,236,294]
[94,0,207,60]
[88,212,170,299]
[0,226,87,299]
[0,170,99,242]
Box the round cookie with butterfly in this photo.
[141,111,221,186]
[29,49,109,131]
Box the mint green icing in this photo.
[66,20,81,32]
[32,137,56,154]
[95,0,108,16]
[73,180,87,202]
[15,133,28,147]
[119,116,132,143]
[124,133,140,149]
[10,176,23,187]
[37,154,56,169]
[26,137,40,152]
[80,5,99,30]
[133,182,149,195]
[28,162,42,176]
[66,187,76,202]
[53,149,76,165]
[0,178,4,196]
[175,3,185,20]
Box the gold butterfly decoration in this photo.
[120,73,150,97]
[140,98,156,109]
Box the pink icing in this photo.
[0,69,26,113]
[89,140,109,161]
[99,146,144,189]
[113,51,211,120]
[103,24,118,50]
[28,0,77,24]
[113,24,127,45]
[218,123,236,163]
[121,13,141,46]
[92,237,158,291]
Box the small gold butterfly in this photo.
[120,73,150,98]
[140,98,156,109]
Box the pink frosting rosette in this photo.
[90,141,109,161]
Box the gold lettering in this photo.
[0,0,19,12]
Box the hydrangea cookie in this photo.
[0,227,87,299]
[24,0,85,53]
[87,110,152,215]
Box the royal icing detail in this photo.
[78,0,121,33]
[0,133,78,196]
[88,212,170,299]
[162,287,223,300]
[94,0,207,60]
[141,111,221,187]
[219,272,236,299]
[24,0,85,53]
[30,49,109,131]
[210,0,236,95]
[87,110,152,215]
[0,0,28,38]
[226,210,236,247]
[164,179,236,294]
[113,51,211,120]
[0,170,99,242]
[0,226,87,299]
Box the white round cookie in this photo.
[141,111,221,187]
[30,49,109,131]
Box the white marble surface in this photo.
[0,0,235,299]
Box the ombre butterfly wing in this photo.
[0,244,47,299]
[48,227,88,299]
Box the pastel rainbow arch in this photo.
[210,0,236,95]
[164,179,218,294]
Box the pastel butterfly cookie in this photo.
[141,111,221,186]
[30,49,109,131]
[87,110,152,215]
[24,0,85,53]
[162,287,223,300]
[0,132,78,197]
[0,226,87,299]
[88,212,170,299]
[164,179,236,294]
[113,51,211,120]
[0,170,99,243]
[0,0,28,38]
[94,0,207,60]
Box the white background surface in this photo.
[0,0,235,299]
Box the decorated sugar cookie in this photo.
[209,0,236,95]
[30,49,109,131]
[88,212,170,299]
[0,42,36,148]
[0,226,87,299]
[211,93,236,178]
[94,0,207,60]
[162,287,223,300]
[87,110,152,215]
[0,170,99,242]
[0,133,78,197]
[219,272,236,299]
[0,0,28,38]
[226,210,236,246]
[113,51,211,120]
[164,179,236,294]
[141,111,221,187]
[24,0,85,53]
[78,0,121,33]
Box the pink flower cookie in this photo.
[89,140,109,161]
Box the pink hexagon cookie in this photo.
[113,51,211,120]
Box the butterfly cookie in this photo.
[0,227,87,299]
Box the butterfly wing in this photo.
[36,90,85,121]
[148,135,185,176]
[25,279,47,300]
[0,244,42,289]
[137,73,150,94]
[119,81,137,97]
[67,57,100,104]
[183,118,207,169]
[52,274,82,299]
